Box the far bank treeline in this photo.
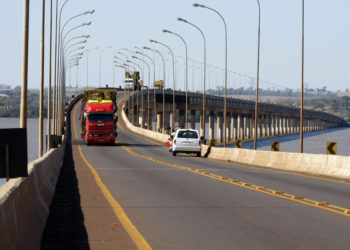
[0,89,48,118]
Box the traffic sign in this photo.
[326,142,337,155]
[234,139,242,148]
[271,141,280,152]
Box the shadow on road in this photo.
[41,114,90,250]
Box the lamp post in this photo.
[133,55,151,128]
[99,46,111,88]
[53,0,69,135]
[138,50,156,129]
[145,41,175,132]
[64,40,87,54]
[145,45,166,133]
[253,0,261,150]
[162,30,188,129]
[178,17,206,138]
[126,60,143,126]
[63,34,89,51]
[39,0,45,157]
[85,47,98,88]
[193,3,228,147]
[300,0,305,153]
[47,0,53,150]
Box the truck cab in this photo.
[81,90,118,145]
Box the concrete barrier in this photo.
[121,104,169,144]
[121,99,350,180]
[0,94,82,250]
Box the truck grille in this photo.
[89,125,114,134]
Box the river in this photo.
[0,118,48,186]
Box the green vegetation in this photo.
[0,89,47,118]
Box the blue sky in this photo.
[1,0,349,91]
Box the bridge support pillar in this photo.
[164,112,171,132]
[247,115,252,139]
[276,116,280,136]
[157,112,162,132]
[272,116,276,136]
[178,110,185,129]
[258,115,262,139]
[140,111,146,128]
[226,113,231,141]
[243,115,247,140]
[266,115,271,137]
[200,112,205,138]
[190,110,196,130]
[217,112,223,143]
[209,112,214,141]
[231,114,237,141]
[238,114,243,139]
[170,113,174,132]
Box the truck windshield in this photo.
[88,114,113,122]
[177,130,198,139]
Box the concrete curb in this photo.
[0,94,82,250]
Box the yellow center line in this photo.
[72,100,152,250]
[115,138,350,218]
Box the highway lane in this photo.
[73,93,350,249]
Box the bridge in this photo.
[126,89,346,142]
[2,1,350,249]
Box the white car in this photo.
[170,129,202,157]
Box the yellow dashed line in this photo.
[72,102,152,250]
[116,139,350,218]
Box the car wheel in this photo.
[196,152,201,157]
[172,151,177,156]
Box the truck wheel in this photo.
[172,151,177,156]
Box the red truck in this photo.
[80,89,118,145]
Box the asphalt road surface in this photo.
[72,92,350,249]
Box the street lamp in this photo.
[138,50,156,129]
[64,40,87,54]
[178,17,207,138]
[300,0,305,153]
[133,55,151,128]
[145,44,166,133]
[127,60,143,126]
[253,0,261,150]
[162,29,188,129]
[145,41,176,132]
[99,46,111,88]
[193,3,228,147]
[63,35,89,51]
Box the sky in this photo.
[1,0,350,92]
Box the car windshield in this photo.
[177,130,198,139]
[88,114,113,122]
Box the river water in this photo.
[0,118,48,186]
